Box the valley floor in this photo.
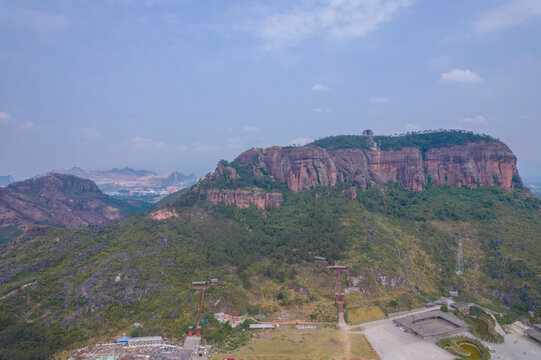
[211,305,541,360]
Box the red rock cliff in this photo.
[235,141,518,192]
[424,141,517,188]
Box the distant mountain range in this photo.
[54,167,198,202]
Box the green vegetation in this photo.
[198,159,291,192]
[211,325,379,360]
[438,337,490,360]
[0,310,86,360]
[462,307,504,343]
[310,130,497,154]
[1,180,540,355]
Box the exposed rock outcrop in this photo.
[206,189,283,209]
[235,141,518,192]
[238,146,337,192]
[424,141,517,188]
[202,134,520,208]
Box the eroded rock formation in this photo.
[236,141,518,192]
[204,138,519,208]
[206,189,283,209]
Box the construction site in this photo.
[69,279,216,360]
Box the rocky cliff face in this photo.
[424,142,518,188]
[202,136,520,208]
[238,146,337,192]
[206,189,283,209]
[235,141,518,192]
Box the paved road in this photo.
[343,305,442,333]
[363,321,454,360]
[183,336,201,351]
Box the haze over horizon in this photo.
[1,0,540,180]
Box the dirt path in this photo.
[342,328,352,360]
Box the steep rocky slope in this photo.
[0,174,150,238]
[201,131,520,208]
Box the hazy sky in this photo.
[1,0,540,180]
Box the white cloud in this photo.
[440,69,482,84]
[4,8,68,41]
[475,0,541,33]
[458,115,486,124]
[243,126,259,132]
[73,127,102,140]
[428,55,453,69]
[312,83,332,91]
[289,137,313,146]
[405,123,419,130]
[129,136,167,150]
[255,0,416,50]
[21,121,35,130]
[369,96,390,103]
[0,112,40,130]
[314,107,332,112]
[0,112,12,123]
[227,137,245,149]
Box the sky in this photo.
[1,0,540,180]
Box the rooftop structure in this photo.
[525,326,541,344]
[115,336,132,343]
[450,302,472,314]
[250,323,276,329]
[327,265,348,270]
[394,310,470,339]
[127,336,163,345]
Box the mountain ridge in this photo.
[1,130,540,359]
[195,131,520,209]
[0,173,150,241]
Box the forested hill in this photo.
[309,130,498,152]
[0,173,151,243]
[0,131,540,359]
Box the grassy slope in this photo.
[0,184,540,356]
[211,326,379,360]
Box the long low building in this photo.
[525,325,541,345]
[127,336,163,345]
[249,323,276,329]
[394,310,470,339]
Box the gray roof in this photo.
[451,301,471,309]
[394,310,469,337]
[250,323,276,329]
[526,328,541,342]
